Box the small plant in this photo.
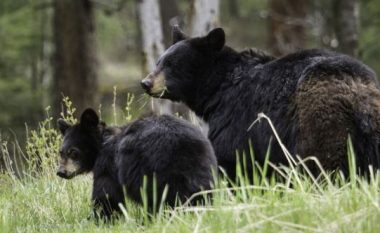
[60,97,77,124]
[125,93,135,122]
[25,113,60,177]
[112,86,118,125]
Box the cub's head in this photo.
[141,26,226,102]
[56,108,103,179]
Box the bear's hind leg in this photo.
[296,75,356,174]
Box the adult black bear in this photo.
[56,109,216,220]
[141,26,380,179]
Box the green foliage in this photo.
[0,78,42,146]
[25,109,61,177]
[0,0,46,141]
[0,0,46,79]
[60,97,78,125]
[0,79,41,127]
[124,93,135,122]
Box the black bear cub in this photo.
[56,108,216,220]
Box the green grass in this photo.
[1,107,380,232]
[1,165,380,233]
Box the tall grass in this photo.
[1,98,380,232]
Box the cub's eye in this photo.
[68,149,79,159]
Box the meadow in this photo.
[1,100,380,233]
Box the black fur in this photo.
[143,27,380,179]
[57,109,217,220]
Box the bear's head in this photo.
[56,108,103,179]
[141,26,226,103]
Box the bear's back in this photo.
[261,49,377,87]
[115,114,216,205]
[206,48,379,178]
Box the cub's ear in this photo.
[172,25,187,44]
[80,108,99,128]
[205,28,225,51]
[57,119,71,135]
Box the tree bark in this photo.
[137,0,165,74]
[333,0,359,57]
[52,0,98,118]
[159,0,180,48]
[188,0,219,36]
[268,0,308,56]
[137,0,172,114]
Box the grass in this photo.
[1,165,380,233]
[1,102,380,232]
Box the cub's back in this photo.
[115,114,217,205]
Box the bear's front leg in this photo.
[92,175,125,222]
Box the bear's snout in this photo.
[141,78,153,91]
[56,169,69,179]
[56,158,80,179]
[141,72,166,96]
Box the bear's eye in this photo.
[164,59,173,67]
[68,149,79,159]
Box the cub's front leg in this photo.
[92,175,124,221]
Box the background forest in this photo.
[0,0,380,158]
[2,1,380,232]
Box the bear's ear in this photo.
[172,25,187,44]
[80,108,99,129]
[204,28,225,52]
[57,119,71,135]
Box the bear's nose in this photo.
[57,170,68,179]
[141,78,153,91]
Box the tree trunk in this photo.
[52,0,98,118]
[268,0,308,56]
[188,0,219,36]
[333,0,359,57]
[136,0,172,114]
[159,0,181,48]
